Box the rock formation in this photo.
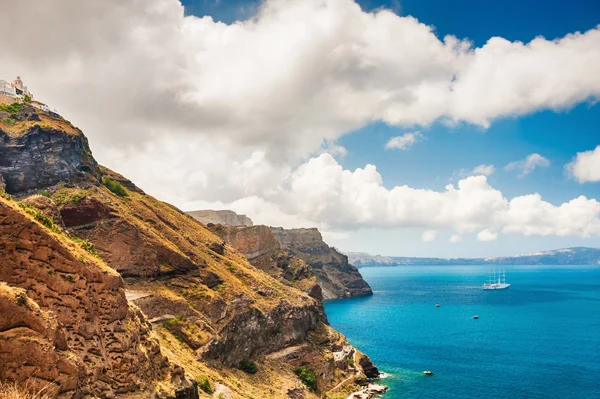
[0,105,383,398]
[0,196,195,398]
[188,209,253,227]
[271,227,372,299]
[201,214,373,300]
[0,104,100,194]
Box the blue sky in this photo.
[4,0,598,258]
[173,0,600,257]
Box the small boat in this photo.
[423,370,433,376]
[473,315,479,319]
[435,304,440,307]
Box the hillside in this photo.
[0,104,381,398]
[347,247,600,267]
[194,213,373,300]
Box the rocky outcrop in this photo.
[271,228,372,300]
[0,104,100,194]
[208,224,371,300]
[209,224,319,297]
[0,197,180,398]
[187,209,253,227]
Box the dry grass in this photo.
[0,382,54,399]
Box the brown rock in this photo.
[0,198,169,397]
[21,194,65,228]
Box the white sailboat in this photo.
[482,268,510,290]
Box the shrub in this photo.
[18,202,59,233]
[163,316,186,327]
[197,377,213,394]
[347,357,354,367]
[294,366,317,392]
[239,360,258,374]
[0,102,24,114]
[36,189,51,198]
[69,236,100,257]
[102,176,128,197]
[23,94,32,103]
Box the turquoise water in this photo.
[324,265,600,399]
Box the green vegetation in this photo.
[0,102,24,114]
[52,188,90,205]
[197,376,213,394]
[69,236,100,258]
[163,316,186,327]
[0,117,16,127]
[23,94,31,103]
[36,189,51,198]
[347,357,354,367]
[18,202,60,233]
[294,366,317,392]
[102,176,128,197]
[239,360,258,374]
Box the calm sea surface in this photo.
[324,265,600,399]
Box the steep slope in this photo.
[0,104,382,398]
[271,228,372,300]
[0,195,196,399]
[190,210,372,300]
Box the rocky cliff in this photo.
[188,210,253,227]
[271,228,372,300]
[210,224,372,300]
[0,196,196,399]
[0,104,382,398]
[0,104,100,193]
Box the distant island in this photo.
[346,247,600,267]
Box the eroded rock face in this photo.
[0,199,169,397]
[60,196,115,227]
[202,299,325,367]
[187,209,253,227]
[271,228,373,300]
[0,106,100,194]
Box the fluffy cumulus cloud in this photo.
[505,153,551,176]
[1,0,599,242]
[566,145,600,183]
[385,132,422,150]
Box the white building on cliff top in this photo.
[0,76,55,113]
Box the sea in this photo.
[324,265,600,399]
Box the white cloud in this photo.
[566,145,600,183]
[0,0,599,245]
[449,234,462,243]
[421,230,437,242]
[505,153,550,176]
[252,154,600,238]
[385,132,422,150]
[452,164,495,180]
[477,229,498,242]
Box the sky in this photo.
[1,0,600,258]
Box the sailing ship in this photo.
[482,268,510,290]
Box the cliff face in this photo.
[0,197,197,398]
[0,104,100,194]
[199,213,372,300]
[188,209,253,227]
[271,228,373,300]
[0,105,381,398]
